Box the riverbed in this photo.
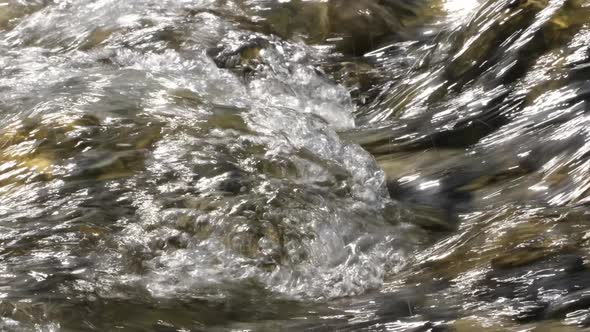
[2,0,590,331]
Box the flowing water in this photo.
[2,0,590,331]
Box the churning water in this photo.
[2,0,590,331]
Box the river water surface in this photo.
[2,0,590,331]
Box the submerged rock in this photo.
[240,0,442,55]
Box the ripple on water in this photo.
[0,3,418,330]
[5,0,590,331]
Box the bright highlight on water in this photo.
[1,0,590,330]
